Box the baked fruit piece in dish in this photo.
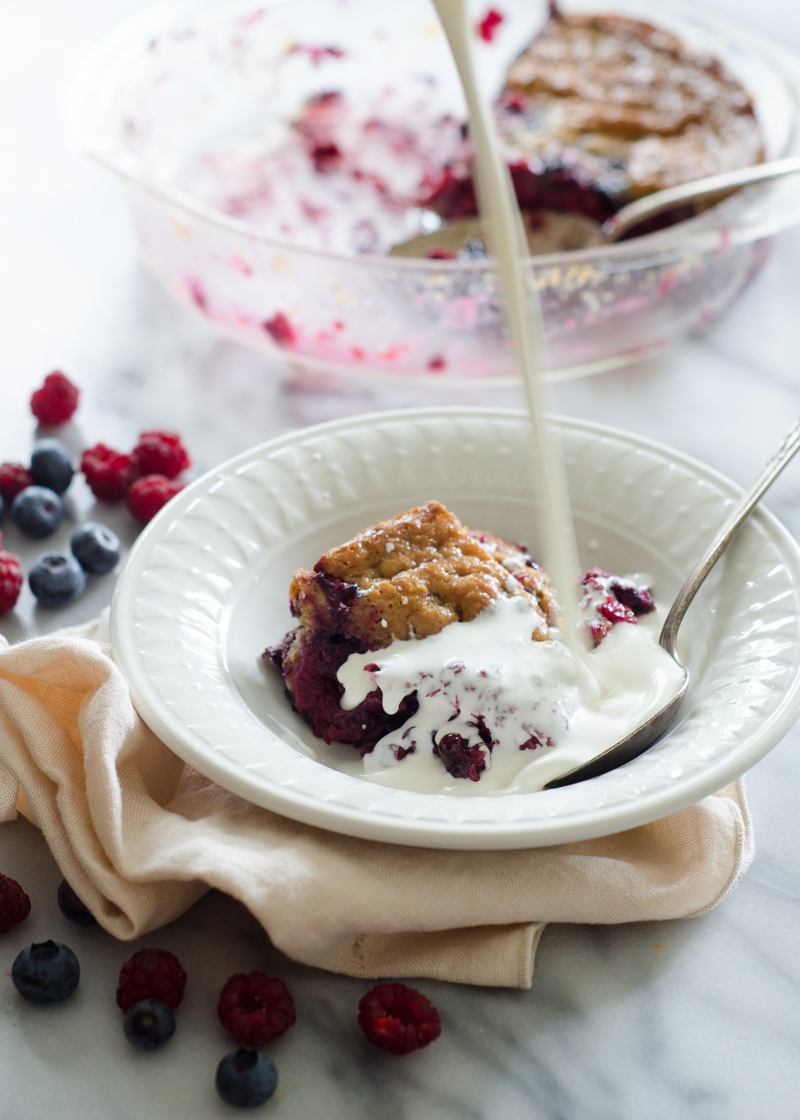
[266,501,557,756]
[267,502,658,781]
[419,5,765,235]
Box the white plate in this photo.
[110,409,800,848]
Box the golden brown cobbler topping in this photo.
[504,11,764,197]
[289,500,557,650]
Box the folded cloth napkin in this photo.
[0,615,753,989]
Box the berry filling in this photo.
[269,572,419,753]
[581,567,655,646]
[432,731,487,782]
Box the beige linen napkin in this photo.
[0,615,753,989]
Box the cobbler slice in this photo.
[266,501,556,756]
[267,502,657,780]
[416,6,764,244]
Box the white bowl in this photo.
[110,409,800,848]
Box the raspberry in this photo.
[81,444,138,502]
[30,371,80,426]
[0,873,32,934]
[358,983,441,1055]
[597,596,637,626]
[433,731,486,781]
[264,312,296,348]
[0,545,24,615]
[477,8,504,41]
[126,475,184,524]
[132,431,190,479]
[586,618,611,647]
[217,973,296,1047]
[0,463,33,504]
[116,947,187,1012]
[609,578,655,616]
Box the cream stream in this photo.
[327,2,685,794]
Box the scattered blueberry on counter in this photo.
[216,1049,279,1109]
[11,940,81,1003]
[28,552,87,608]
[56,878,98,927]
[11,486,64,539]
[29,438,75,495]
[0,371,194,618]
[123,999,177,1051]
[1,869,442,1105]
[71,522,122,575]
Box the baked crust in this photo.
[290,500,555,650]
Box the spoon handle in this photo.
[660,418,800,658]
[602,156,800,242]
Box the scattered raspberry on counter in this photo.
[357,983,441,1054]
[0,463,33,504]
[116,947,187,1012]
[0,873,32,934]
[126,475,185,524]
[80,444,139,502]
[132,431,191,480]
[0,535,24,616]
[29,371,80,426]
[217,972,297,1047]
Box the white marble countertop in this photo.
[3,1,800,1116]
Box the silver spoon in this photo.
[544,417,800,789]
[602,155,800,243]
[391,156,800,257]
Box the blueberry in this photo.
[70,521,121,575]
[28,552,86,607]
[216,1049,278,1108]
[30,438,74,495]
[11,940,80,1003]
[11,486,64,538]
[0,493,4,521]
[124,999,176,1051]
[56,879,97,927]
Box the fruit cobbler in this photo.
[267,501,657,782]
